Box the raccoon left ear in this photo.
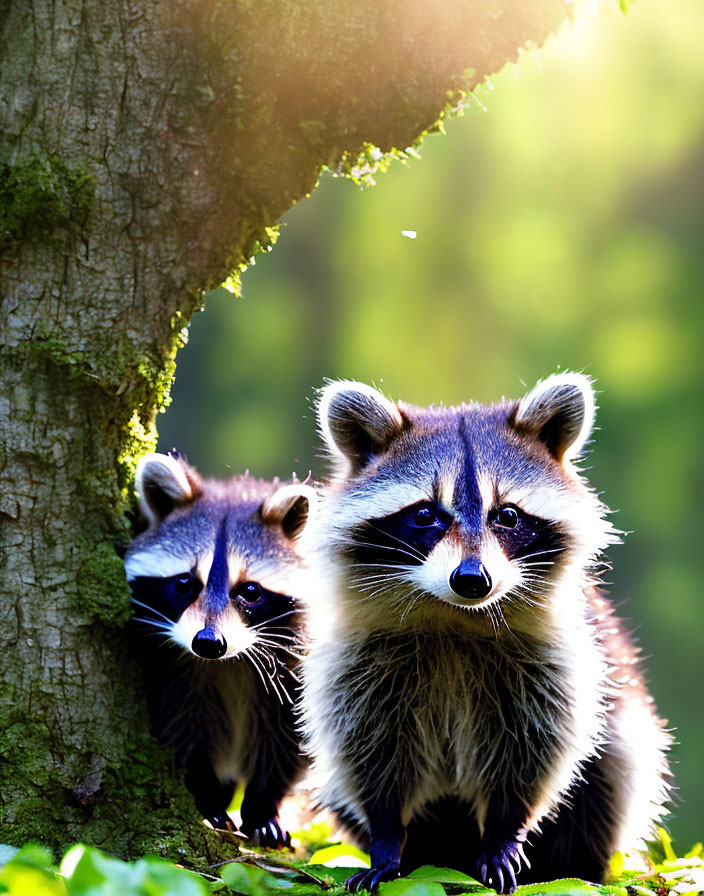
[318,381,405,476]
[261,483,317,539]
[514,373,596,463]
[136,452,200,528]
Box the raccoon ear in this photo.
[261,483,317,539]
[514,373,596,463]
[318,381,405,476]
[135,452,199,528]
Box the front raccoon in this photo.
[301,375,671,892]
[124,451,315,846]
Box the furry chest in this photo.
[342,631,574,799]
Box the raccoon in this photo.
[124,451,315,847]
[300,374,671,892]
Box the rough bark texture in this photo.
[0,0,570,862]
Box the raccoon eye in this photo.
[493,505,520,529]
[413,503,438,527]
[173,573,199,596]
[232,581,262,604]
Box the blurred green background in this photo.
[159,0,703,849]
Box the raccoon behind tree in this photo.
[124,451,315,847]
[300,374,671,893]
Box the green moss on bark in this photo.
[0,690,235,866]
[0,154,95,250]
[77,543,131,627]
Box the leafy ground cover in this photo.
[2,827,702,896]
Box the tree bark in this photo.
[0,0,569,861]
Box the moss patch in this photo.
[77,542,131,628]
[0,153,95,251]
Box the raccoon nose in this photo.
[192,627,227,659]
[449,559,492,601]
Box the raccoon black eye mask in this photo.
[125,453,315,848]
[350,501,453,567]
[301,374,671,894]
[349,498,565,605]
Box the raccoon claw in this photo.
[207,812,236,833]
[477,840,526,894]
[345,863,400,893]
[242,818,292,849]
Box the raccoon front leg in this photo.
[239,706,302,849]
[345,800,405,893]
[476,793,530,895]
[184,748,237,831]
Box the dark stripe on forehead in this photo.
[204,516,230,617]
[454,416,483,532]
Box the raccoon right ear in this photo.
[318,381,405,476]
[261,483,318,539]
[135,452,199,528]
[514,373,596,463]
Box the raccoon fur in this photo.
[124,451,315,846]
[300,374,671,892]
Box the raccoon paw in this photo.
[345,863,400,893]
[477,840,529,894]
[206,812,236,833]
[242,818,292,850]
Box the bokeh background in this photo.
[159,0,703,849]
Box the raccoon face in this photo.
[314,375,615,623]
[125,453,315,661]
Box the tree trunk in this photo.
[0,0,570,861]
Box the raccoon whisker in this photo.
[366,526,427,563]
[518,578,553,592]
[360,576,415,601]
[248,645,277,689]
[516,548,563,563]
[131,627,171,639]
[130,597,174,625]
[249,612,295,631]
[353,576,406,595]
[254,629,300,644]
[349,536,426,565]
[250,645,293,705]
[244,650,272,696]
[400,589,428,624]
[352,562,419,582]
[351,578,405,595]
[364,584,403,600]
[507,586,549,608]
[257,642,303,659]
[256,639,304,662]
[519,562,557,572]
[131,616,171,632]
[519,564,557,577]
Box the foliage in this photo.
[1,830,702,896]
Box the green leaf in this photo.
[378,881,446,896]
[513,879,604,895]
[308,844,370,867]
[407,866,477,884]
[0,844,67,896]
[220,862,298,895]
[303,866,359,886]
[62,845,208,896]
